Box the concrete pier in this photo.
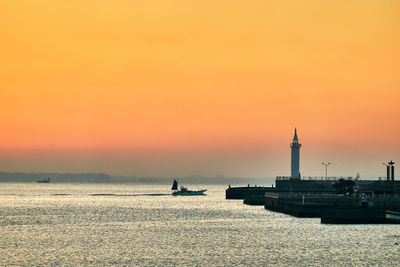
[264,193,400,223]
[321,209,390,224]
[226,186,276,199]
[226,178,338,200]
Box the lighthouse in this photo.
[290,128,301,179]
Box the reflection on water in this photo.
[0,183,399,266]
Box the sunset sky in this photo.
[0,0,399,178]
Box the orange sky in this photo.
[0,1,399,177]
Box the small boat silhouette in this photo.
[171,179,206,196]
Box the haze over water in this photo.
[1,183,399,266]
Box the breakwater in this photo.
[264,193,400,223]
[226,179,338,200]
[226,177,400,223]
[226,186,276,199]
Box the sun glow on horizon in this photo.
[1,0,399,177]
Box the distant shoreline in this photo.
[0,172,275,185]
[0,172,381,184]
[0,172,111,183]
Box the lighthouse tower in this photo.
[290,128,302,179]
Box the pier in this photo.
[264,191,400,223]
[226,129,400,224]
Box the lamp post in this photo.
[383,163,390,181]
[322,162,331,180]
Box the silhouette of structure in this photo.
[290,128,301,179]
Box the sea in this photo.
[1,183,399,266]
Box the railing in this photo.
[304,176,354,181]
[378,177,393,181]
[276,176,291,180]
[265,192,340,198]
[276,176,354,181]
[265,192,400,199]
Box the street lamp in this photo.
[383,161,395,181]
[322,162,331,180]
[383,163,390,181]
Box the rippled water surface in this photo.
[1,183,400,266]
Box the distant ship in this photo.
[171,179,207,196]
[37,177,50,183]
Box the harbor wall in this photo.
[275,179,335,190]
[225,178,366,199]
[321,209,389,224]
[243,194,265,205]
[226,186,276,199]
[264,194,400,223]
[226,185,335,199]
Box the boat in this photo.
[37,177,50,183]
[171,179,206,196]
[385,210,400,223]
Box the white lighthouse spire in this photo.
[293,128,298,142]
[290,128,302,179]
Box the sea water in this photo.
[1,183,399,266]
